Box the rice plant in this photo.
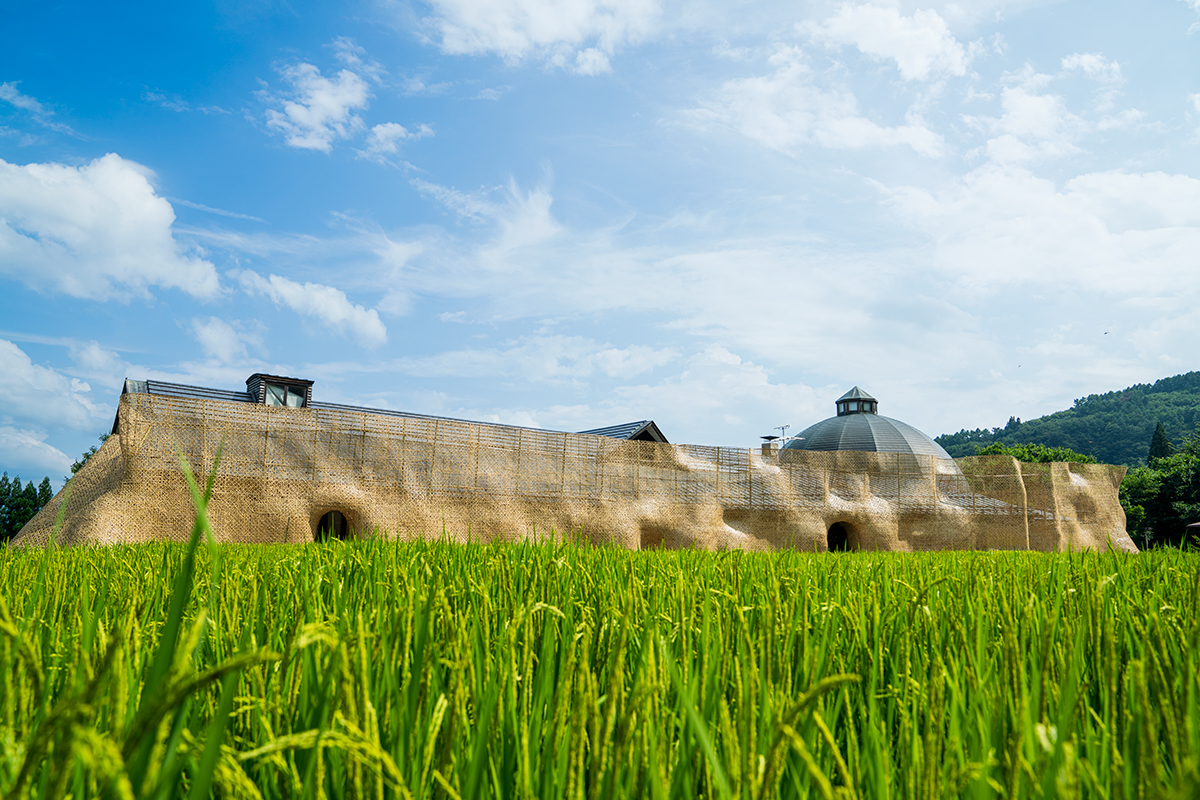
[1,496,1198,798]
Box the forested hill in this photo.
[935,372,1200,466]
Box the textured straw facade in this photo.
[14,391,1137,552]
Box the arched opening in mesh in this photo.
[827,522,853,552]
[316,510,349,542]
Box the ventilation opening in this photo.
[827,522,851,552]
[317,510,349,542]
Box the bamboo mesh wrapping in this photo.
[14,393,1137,552]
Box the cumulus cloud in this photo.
[261,62,371,151]
[962,69,1085,164]
[0,427,72,475]
[234,270,387,347]
[191,317,258,363]
[423,0,660,72]
[0,339,111,431]
[572,48,612,75]
[358,122,434,163]
[67,341,129,389]
[690,46,944,156]
[1061,52,1130,114]
[965,65,1142,163]
[1061,52,1122,84]
[805,3,972,81]
[0,154,220,300]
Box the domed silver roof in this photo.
[782,387,952,459]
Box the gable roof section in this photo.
[576,420,669,443]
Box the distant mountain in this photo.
[935,372,1200,467]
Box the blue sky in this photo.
[2,0,1199,484]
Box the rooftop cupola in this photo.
[835,386,877,416]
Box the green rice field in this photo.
[2,504,1198,798]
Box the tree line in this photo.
[0,474,53,541]
[1119,425,1200,549]
[935,371,1200,467]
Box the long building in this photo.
[14,374,1137,552]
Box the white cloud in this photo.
[0,82,47,114]
[410,177,562,259]
[485,181,562,258]
[0,81,77,134]
[600,346,826,445]
[234,270,388,347]
[412,178,500,221]
[0,339,111,431]
[331,36,386,83]
[393,335,676,381]
[964,69,1085,164]
[0,427,72,476]
[966,65,1143,163]
[805,3,972,81]
[690,46,944,156]
[571,47,611,75]
[261,62,370,151]
[142,91,230,115]
[359,122,434,163]
[67,341,129,389]
[883,166,1200,295]
[168,197,265,222]
[1180,0,1200,33]
[401,75,454,95]
[0,154,220,300]
[1061,52,1122,84]
[423,0,660,72]
[1062,52,1128,114]
[191,317,252,363]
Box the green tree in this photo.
[1120,465,1162,549]
[0,473,56,541]
[1148,421,1174,463]
[1119,428,1200,548]
[0,473,10,539]
[71,433,110,476]
[973,441,1098,464]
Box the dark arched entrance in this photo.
[827,522,851,552]
[317,510,349,541]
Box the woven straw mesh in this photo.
[13,393,1136,552]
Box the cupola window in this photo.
[835,387,878,416]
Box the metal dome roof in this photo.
[782,387,952,459]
